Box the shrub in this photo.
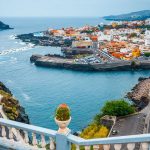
[94,113,103,125]
[80,123,109,139]
[0,90,11,98]
[131,61,136,67]
[144,52,150,57]
[129,33,137,38]
[55,104,71,121]
[101,99,135,117]
[93,126,109,138]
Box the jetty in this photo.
[30,54,150,71]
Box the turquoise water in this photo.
[0,17,150,132]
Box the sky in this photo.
[0,0,150,17]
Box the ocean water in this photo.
[0,17,150,132]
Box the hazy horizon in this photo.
[0,0,150,18]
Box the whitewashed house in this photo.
[145,30,150,46]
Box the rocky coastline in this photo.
[0,82,29,124]
[16,32,72,47]
[0,21,13,31]
[127,77,150,110]
[31,54,150,72]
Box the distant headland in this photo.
[104,10,150,21]
[0,21,13,31]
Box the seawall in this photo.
[30,54,150,72]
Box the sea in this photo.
[0,17,150,132]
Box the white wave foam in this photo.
[10,57,17,63]
[0,57,18,65]
[9,35,16,40]
[0,60,7,64]
[0,44,35,56]
[22,93,30,101]
[6,80,14,84]
[19,42,26,45]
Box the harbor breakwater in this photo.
[30,54,150,71]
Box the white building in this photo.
[145,19,150,25]
[145,30,150,46]
[119,36,128,41]
[72,40,93,48]
[120,48,130,53]
[97,32,113,41]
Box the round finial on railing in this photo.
[55,104,71,135]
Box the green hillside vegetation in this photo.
[0,90,20,120]
[0,82,29,123]
[72,99,135,150]
[80,99,135,140]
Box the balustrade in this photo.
[0,118,56,150]
[0,118,149,150]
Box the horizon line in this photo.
[0,9,149,19]
[0,16,103,18]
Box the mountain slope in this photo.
[104,10,150,21]
[0,21,13,30]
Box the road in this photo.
[92,42,120,63]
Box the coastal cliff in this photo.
[31,54,150,72]
[0,21,13,31]
[0,82,29,124]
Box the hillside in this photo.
[0,21,13,30]
[104,10,150,21]
[0,82,29,123]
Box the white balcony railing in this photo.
[0,118,149,150]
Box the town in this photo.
[19,20,150,71]
[45,20,150,62]
[1,0,150,148]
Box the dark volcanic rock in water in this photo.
[104,10,150,21]
[17,107,29,124]
[30,54,43,62]
[16,32,73,47]
[0,82,29,124]
[138,77,149,81]
[127,77,150,110]
[0,21,13,30]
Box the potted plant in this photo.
[55,104,71,134]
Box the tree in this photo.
[131,61,136,67]
[144,52,150,57]
[101,99,135,117]
[129,33,137,38]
